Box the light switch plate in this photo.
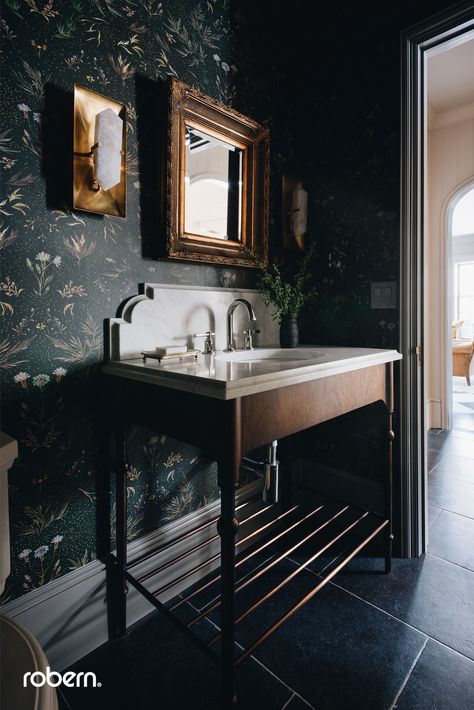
[371,281,397,309]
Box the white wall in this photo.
[425,110,474,429]
[453,233,474,263]
[453,233,474,339]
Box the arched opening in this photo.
[449,183,474,430]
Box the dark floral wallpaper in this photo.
[0,0,256,605]
[1,0,455,603]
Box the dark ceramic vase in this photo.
[279,313,299,348]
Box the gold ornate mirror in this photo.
[166,79,269,267]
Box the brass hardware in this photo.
[416,344,422,365]
[73,84,126,218]
[141,350,199,364]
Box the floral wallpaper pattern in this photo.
[0,0,252,604]
[2,0,452,604]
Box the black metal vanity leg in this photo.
[115,429,129,636]
[385,363,395,574]
[217,473,239,708]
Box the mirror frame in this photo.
[166,78,269,267]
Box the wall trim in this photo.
[1,480,261,671]
[427,399,442,429]
[400,1,474,557]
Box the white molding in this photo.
[1,481,261,671]
[428,101,474,129]
[425,28,474,59]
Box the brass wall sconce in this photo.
[282,175,308,251]
[73,85,126,218]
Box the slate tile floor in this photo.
[60,380,474,710]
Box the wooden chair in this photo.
[452,338,474,386]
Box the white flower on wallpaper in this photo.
[52,367,67,381]
[14,371,30,388]
[0,0,238,606]
[32,373,50,389]
[26,252,61,296]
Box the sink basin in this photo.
[215,348,325,363]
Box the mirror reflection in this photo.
[184,125,243,241]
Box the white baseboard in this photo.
[1,481,262,671]
[427,399,442,429]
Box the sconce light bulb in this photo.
[290,181,308,239]
[93,108,123,192]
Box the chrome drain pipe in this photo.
[263,440,279,504]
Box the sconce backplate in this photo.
[282,174,304,251]
[73,85,126,218]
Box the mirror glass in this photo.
[184,125,243,241]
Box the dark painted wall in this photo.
[236,0,454,349]
[233,0,455,489]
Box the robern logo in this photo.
[23,667,101,688]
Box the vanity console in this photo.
[103,284,401,707]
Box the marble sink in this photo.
[214,347,325,363]
[103,345,402,400]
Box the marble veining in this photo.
[108,284,280,360]
[104,346,402,400]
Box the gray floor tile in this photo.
[428,509,474,571]
[61,609,292,709]
[337,554,474,661]
[395,639,474,709]
[427,448,449,471]
[439,436,474,459]
[429,453,474,485]
[229,562,426,710]
[428,505,442,527]
[428,476,474,519]
[283,695,314,709]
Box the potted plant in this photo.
[246,244,317,348]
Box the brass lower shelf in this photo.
[124,496,388,668]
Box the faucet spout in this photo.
[225,299,257,352]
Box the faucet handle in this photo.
[243,328,260,350]
[193,331,215,354]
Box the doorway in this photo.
[401,4,474,557]
[425,176,474,567]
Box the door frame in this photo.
[400,2,474,557]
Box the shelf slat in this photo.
[169,503,325,613]
[187,504,348,629]
[207,508,373,648]
[127,498,255,570]
[149,504,300,597]
[137,502,272,584]
[125,496,389,673]
[234,518,389,666]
